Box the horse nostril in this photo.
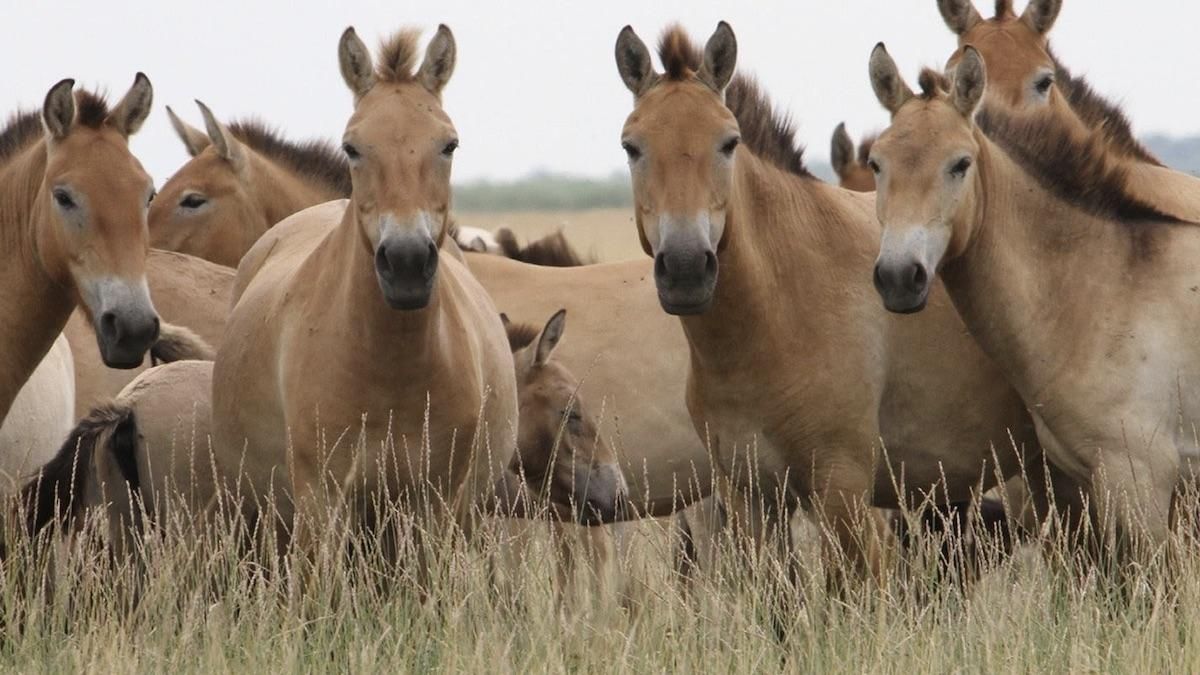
[873,263,886,292]
[374,245,391,277]
[424,241,439,279]
[100,311,120,340]
[704,250,717,276]
[911,264,928,290]
[654,253,667,278]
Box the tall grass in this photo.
[4,467,1200,673]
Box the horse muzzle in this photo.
[374,232,439,310]
[574,464,631,525]
[654,245,718,315]
[90,278,161,369]
[873,256,931,314]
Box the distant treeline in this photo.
[454,136,1200,212]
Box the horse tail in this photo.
[150,322,215,365]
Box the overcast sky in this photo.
[6,1,1195,183]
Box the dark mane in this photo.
[0,111,43,168]
[20,403,139,537]
[976,105,1182,228]
[495,229,593,267]
[376,29,422,83]
[918,69,950,100]
[856,134,877,165]
[228,121,352,196]
[504,320,540,353]
[1048,49,1161,165]
[0,89,110,168]
[656,25,812,178]
[994,0,1015,18]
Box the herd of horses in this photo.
[3,0,1198,598]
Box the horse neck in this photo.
[0,142,76,422]
[250,154,344,237]
[314,203,446,357]
[940,131,1131,400]
[676,152,872,370]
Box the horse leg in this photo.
[809,470,892,592]
[1089,441,1177,571]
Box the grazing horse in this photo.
[212,26,517,558]
[935,0,1200,222]
[614,23,1039,582]
[830,123,877,192]
[867,45,1191,556]
[0,76,160,433]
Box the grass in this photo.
[5,463,1200,674]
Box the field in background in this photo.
[456,208,645,263]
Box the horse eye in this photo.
[621,141,641,162]
[180,193,208,209]
[52,188,76,210]
[867,159,882,175]
[1035,75,1054,96]
[342,142,361,161]
[950,157,973,178]
[146,190,157,207]
[442,139,459,157]
[720,137,740,156]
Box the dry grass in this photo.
[5,467,1200,673]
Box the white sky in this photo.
[6,1,1195,183]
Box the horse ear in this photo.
[195,100,245,170]
[831,123,854,177]
[534,309,567,367]
[417,25,456,96]
[953,47,987,119]
[937,0,983,35]
[166,106,210,157]
[615,26,656,97]
[1021,0,1062,35]
[42,78,76,140]
[107,72,153,138]
[499,312,511,328]
[698,21,737,96]
[869,43,915,116]
[339,26,376,99]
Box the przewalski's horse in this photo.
[0,76,160,430]
[0,336,74,493]
[65,249,230,417]
[22,315,627,549]
[867,45,1191,558]
[212,26,517,558]
[935,0,1200,222]
[614,23,1039,583]
[830,123,877,192]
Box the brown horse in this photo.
[830,123,877,192]
[65,249,231,417]
[212,26,517,557]
[936,0,1200,222]
[614,23,1039,582]
[0,75,160,432]
[867,45,1191,554]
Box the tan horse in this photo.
[614,23,1039,581]
[0,335,74,493]
[0,76,160,431]
[867,45,1191,552]
[830,123,877,192]
[936,0,1200,222]
[65,249,230,417]
[212,26,517,556]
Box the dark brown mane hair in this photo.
[994,0,1015,18]
[1047,49,1160,165]
[228,121,352,196]
[20,403,140,537]
[504,319,540,353]
[656,25,812,178]
[975,106,1182,228]
[376,29,423,83]
[857,133,877,165]
[918,69,951,99]
[0,89,109,168]
[495,229,593,267]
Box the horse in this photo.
[830,122,877,192]
[0,336,73,494]
[613,23,1040,584]
[935,0,1200,222]
[867,44,1192,559]
[0,75,160,436]
[211,26,517,564]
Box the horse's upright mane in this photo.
[1048,49,1160,166]
[656,25,813,178]
[0,90,109,169]
[228,121,352,197]
[494,229,593,267]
